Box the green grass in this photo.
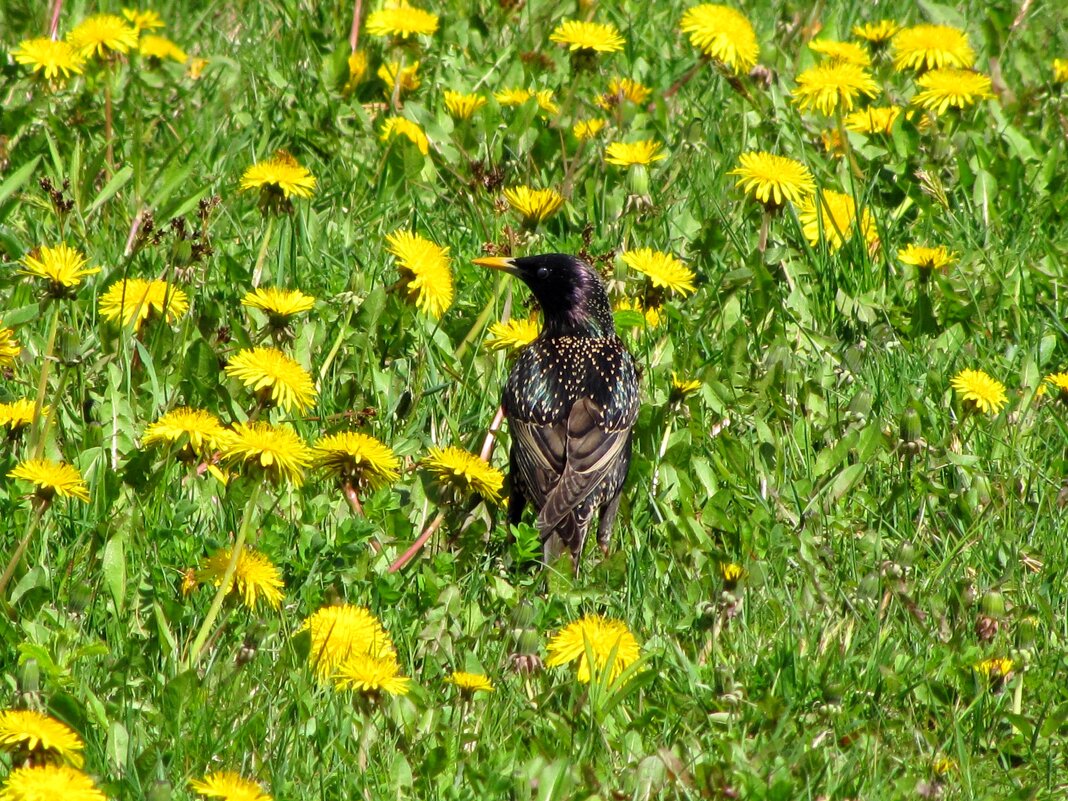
[2,0,1068,798]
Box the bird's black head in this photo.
[473,253,615,337]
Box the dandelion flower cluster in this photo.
[219,422,313,486]
[797,190,878,252]
[0,399,40,431]
[443,90,487,120]
[892,24,975,72]
[614,298,662,329]
[98,278,189,331]
[546,614,641,684]
[809,39,871,67]
[897,244,957,271]
[139,35,188,63]
[142,407,226,455]
[198,547,284,610]
[503,186,565,225]
[679,4,759,75]
[0,709,84,766]
[334,652,411,696]
[380,116,430,155]
[0,326,21,366]
[597,77,651,109]
[240,151,316,200]
[912,69,993,114]
[301,603,397,680]
[378,60,421,94]
[792,62,879,114]
[549,20,625,53]
[241,287,316,321]
[447,671,495,693]
[621,249,696,296]
[225,347,318,413]
[313,432,401,490]
[728,151,815,208]
[422,446,504,502]
[670,373,702,400]
[365,1,439,39]
[12,38,85,81]
[20,244,99,295]
[67,14,139,59]
[122,8,165,34]
[190,772,273,801]
[385,229,453,318]
[605,139,666,167]
[8,459,90,502]
[852,20,900,44]
[0,764,107,801]
[485,317,540,353]
[844,106,903,134]
[950,369,1007,415]
[573,119,607,140]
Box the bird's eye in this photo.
[536,266,550,279]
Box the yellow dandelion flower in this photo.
[792,62,879,115]
[605,139,666,167]
[494,87,532,106]
[365,1,439,39]
[122,8,165,34]
[385,229,453,318]
[0,400,42,432]
[933,756,957,776]
[614,297,662,329]
[897,244,957,271]
[974,656,1013,681]
[378,60,420,94]
[797,190,878,252]
[12,38,85,81]
[1044,373,1068,403]
[718,562,744,583]
[313,431,400,490]
[334,653,411,695]
[380,116,429,155]
[535,89,559,115]
[679,4,759,74]
[573,119,607,139]
[224,347,317,413]
[240,150,316,199]
[503,186,565,225]
[443,90,487,120]
[241,287,316,320]
[188,57,209,79]
[809,39,871,66]
[67,14,139,59]
[218,422,313,486]
[198,546,284,610]
[485,317,540,353]
[0,764,106,801]
[139,34,187,63]
[19,244,100,295]
[621,248,696,296]
[98,278,189,331]
[301,604,396,680]
[343,50,368,95]
[546,614,641,684]
[670,373,702,400]
[844,105,903,134]
[0,326,21,367]
[852,20,900,44]
[447,671,495,693]
[597,77,651,109]
[912,68,993,114]
[190,772,272,801]
[950,369,1008,415]
[8,459,89,503]
[142,407,226,455]
[1055,59,1068,84]
[728,151,815,208]
[549,19,625,53]
[423,446,504,502]
[892,24,975,71]
[0,709,84,767]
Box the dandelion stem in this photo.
[454,273,509,362]
[48,0,62,38]
[758,209,771,253]
[29,305,61,459]
[186,481,263,669]
[387,510,445,573]
[835,109,863,181]
[104,65,114,170]
[349,0,363,51]
[251,215,275,288]
[341,479,365,518]
[0,500,46,601]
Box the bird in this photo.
[472,253,639,573]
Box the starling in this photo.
[473,253,639,572]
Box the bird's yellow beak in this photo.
[472,256,519,275]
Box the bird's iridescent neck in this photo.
[541,290,616,338]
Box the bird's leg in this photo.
[596,492,623,552]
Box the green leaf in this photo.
[102,534,127,610]
[0,156,41,221]
[87,165,134,218]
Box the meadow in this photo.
[1,0,1068,798]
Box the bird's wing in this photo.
[509,417,566,507]
[536,397,631,537]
